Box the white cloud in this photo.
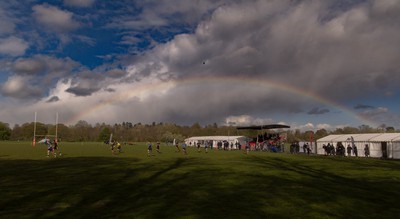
[298,123,315,131]
[224,115,274,126]
[74,35,96,46]
[32,4,81,33]
[316,123,332,130]
[0,75,42,99]
[291,123,344,132]
[1,55,81,100]
[0,36,29,56]
[1,76,24,93]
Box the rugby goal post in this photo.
[33,112,59,146]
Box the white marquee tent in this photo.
[316,133,400,159]
[184,136,249,149]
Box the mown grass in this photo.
[1,141,400,219]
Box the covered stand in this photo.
[237,124,290,152]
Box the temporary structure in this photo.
[316,133,400,159]
[368,133,400,159]
[236,124,290,152]
[184,136,249,149]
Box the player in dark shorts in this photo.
[147,142,153,156]
[175,142,180,152]
[111,141,116,155]
[245,141,250,154]
[53,139,60,157]
[197,142,201,152]
[46,139,55,157]
[204,141,209,153]
[117,141,122,153]
[156,142,161,153]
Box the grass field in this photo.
[1,141,400,219]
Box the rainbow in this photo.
[65,75,377,127]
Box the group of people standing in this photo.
[216,141,236,150]
[289,142,311,155]
[322,142,370,157]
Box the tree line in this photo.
[0,120,397,143]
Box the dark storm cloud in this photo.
[105,0,400,128]
[12,58,46,75]
[354,104,375,110]
[65,86,99,96]
[110,79,316,126]
[46,96,60,103]
[10,55,80,79]
[64,70,111,96]
[104,88,115,92]
[308,107,330,115]
[106,69,127,78]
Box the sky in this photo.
[1,0,400,131]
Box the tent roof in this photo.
[330,134,360,142]
[353,133,383,141]
[369,133,400,142]
[185,136,247,141]
[317,135,342,142]
[317,133,400,142]
[236,124,290,130]
[393,135,400,142]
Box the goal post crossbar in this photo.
[33,112,59,146]
[35,135,57,137]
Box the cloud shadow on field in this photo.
[0,155,400,218]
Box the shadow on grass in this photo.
[0,156,400,219]
[244,155,400,218]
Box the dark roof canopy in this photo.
[236,124,290,130]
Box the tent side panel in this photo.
[369,142,383,158]
[316,142,328,155]
[391,142,400,159]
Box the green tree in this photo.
[98,127,111,142]
[55,124,72,141]
[342,126,359,134]
[73,120,92,141]
[315,129,328,139]
[10,124,22,140]
[0,122,11,140]
[358,124,375,133]
[303,131,314,142]
[386,127,395,133]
